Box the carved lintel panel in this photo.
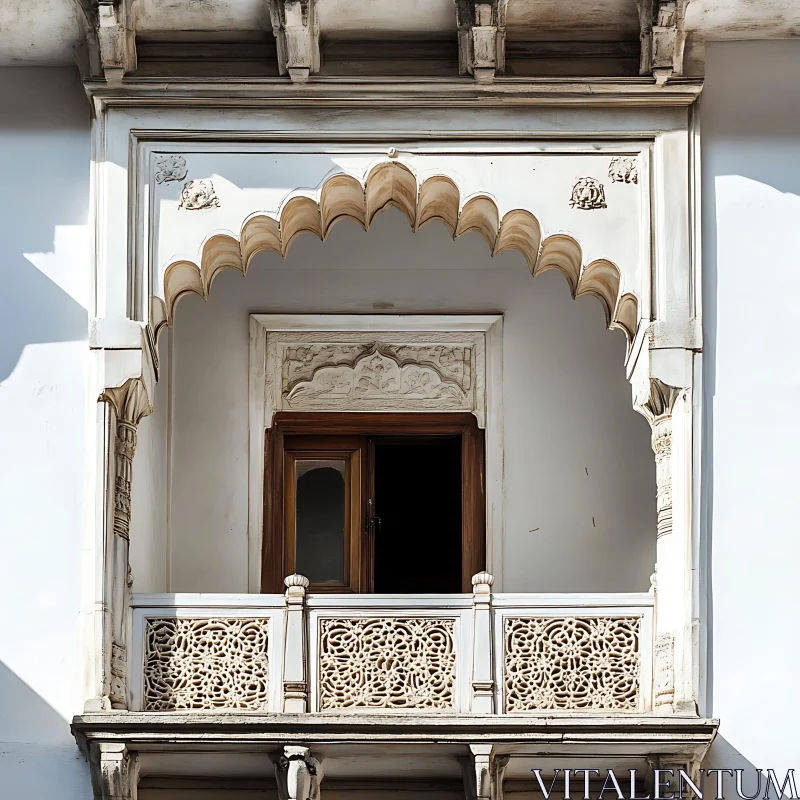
[653,632,675,708]
[569,178,607,210]
[503,617,641,711]
[265,330,486,422]
[318,617,457,710]
[143,617,270,711]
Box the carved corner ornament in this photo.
[179,179,220,210]
[90,742,139,800]
[154,154,188,184]
[608,156,639,184]
[569,178,607,210]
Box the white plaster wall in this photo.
[0,68,91,796]
[701,41,800,775]
[169,210,656,594]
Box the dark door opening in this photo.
[263,412,485,594]
[372,437,462,594]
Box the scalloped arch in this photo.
[153,161,639,346]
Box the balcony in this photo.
[127,574,654,716]
[73,575,717,795]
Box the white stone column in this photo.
[282,574,310,712]
[471,572,495,714]
[636,376,695,713]
[100,378,151,710]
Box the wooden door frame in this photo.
[262,412,486,593]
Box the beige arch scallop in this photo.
[153,161,639,347]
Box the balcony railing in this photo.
[129,574,653,715]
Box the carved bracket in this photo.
[99,378,152,709]
[96,0,137,81]
[460,745,508,800]
[637,0,688,84]
[274,746,324,800]
[456,1,508,83]
[269,0,320,83]
[90,743,139,800]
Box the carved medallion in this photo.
[154,154,188,184]
[569,177,607,210]
[608,156,639,184]
[179,179,220,210]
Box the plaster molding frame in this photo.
[247,314,504,593]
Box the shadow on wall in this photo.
[0,660,89,797]
[0,66,90,383]
[701,41,800,775]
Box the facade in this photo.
[0,3,799,799]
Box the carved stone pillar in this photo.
[100,378,151,709]
[274,746,324,800]
[90,742,139,800]
[282,574,310,712]
[471,572,495,714]
[636,378,686,713]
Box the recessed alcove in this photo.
[130,207,655,595]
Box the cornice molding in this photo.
[84,77,703,109]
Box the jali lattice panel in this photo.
[503,616,641,711]
[143,618,269,711]
[318,617,457,710]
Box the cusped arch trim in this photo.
[153,161,639,346]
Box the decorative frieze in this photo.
[143,618,270,711]
[318,617,457,710]
[503,616,641,711]
[265,330,485,421]
[570,178,607,210]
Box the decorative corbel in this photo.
[274,746,324,800]
[94,0,137,82]
[269,0,320,83]
[100,377,152,709]
[90,743,139,800]
[71,0,102,79]
[637,0,688,84]
[456,0,508,83]
[460,746,508,800]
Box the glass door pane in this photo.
[294,459,346,585]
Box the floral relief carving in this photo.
[569,177,607,210]
[179,179,220,210]
[503,616,640,711]
[154,154,188,184]
[286,344,470,404]
[318,617,457,710]
[266,331,485,417]
[608,156,639,184]
[143,618,269,711]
